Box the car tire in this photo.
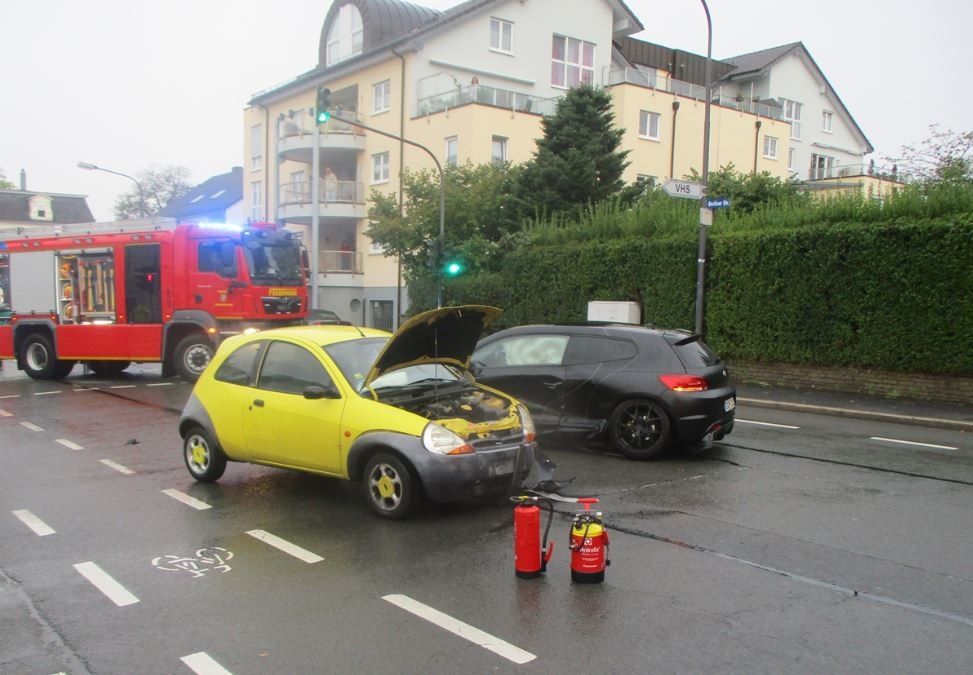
[363,452,419,520]
[607,399,671,460]
[183,426,227,482]
[174,335,214,382]
[20,334,75,380]
[87,360,131,376]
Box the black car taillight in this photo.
[659,374,709,392]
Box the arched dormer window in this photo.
[29,194,54,222]
[327,3,363,66]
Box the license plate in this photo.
[724,397,736,412]
[489,459,515,477]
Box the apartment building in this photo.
[243,0,877,328]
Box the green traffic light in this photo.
[444,261,464,277]
[316,109,331,123]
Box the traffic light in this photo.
[316,87,332,124]
[442,251,465,278]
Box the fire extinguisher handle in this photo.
[544,542,555,563]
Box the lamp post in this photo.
[693,0,713,337]
[77,161,146,217]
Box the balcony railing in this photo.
[807,162,910,183]
[279,112,365,140]
[279,179,365,205]
[416,82,557,117]
[317,249,363,275]
[607,67,784,120]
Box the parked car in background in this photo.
[179,306,538,519]
[471,323,735,459]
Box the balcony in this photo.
[277,112,366,164]
[806,162,909,183]
[277,179,367,223]
[415,74,558,117]
[316,249,363,275]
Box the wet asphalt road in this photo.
[1,364,971,674]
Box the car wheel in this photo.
[363,452,418,520]
[183,426,227,482]
[608,399,671,460]
[20,334,74,380]
[174,335,214,382]
[87,360,131,376]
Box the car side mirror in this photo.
[303,384,340,400]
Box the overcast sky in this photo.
[3,0,970,222]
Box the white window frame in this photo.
[490,18,513,53]
[373,80,391,114]
[822,110,833,133]
[326,3,363,66]
[491,136,508,165]
[788,148,795,172]
[250,123,263,171]
[372,152,390,184]
[291,170,306,202]
[781,98,803,140]
[639,110,661,141]
[250,181,263,222]
[551,35,594,89]
[445,136,458,167]
[763,136,778,160]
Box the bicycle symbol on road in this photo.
[152,547,233,578]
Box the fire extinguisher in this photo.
[569,497,610,583]
[511,495,555,579]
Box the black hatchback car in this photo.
[471,323,735,459]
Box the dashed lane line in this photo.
[181,651,233,675]
[0,408,11,417]
[147,382,174,387]
[100,459,135,475]
[382,594,536,665]
[56,438,84,450]
[870,436,958,451]
[33,391,62,396]
[736,418,800,430]
[108,385,136,389]
[162,488,212,510]
[0,394,21,399]
[20,421,43,432]
[246,529,324,564]
[12,509,56,536]
[73,561,139,607]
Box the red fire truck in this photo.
[0,220,307,381]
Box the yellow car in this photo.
[178,306,538,519]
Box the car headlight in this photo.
[517,404,536,443]
[422,422,473,455]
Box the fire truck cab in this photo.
[0,220,307,381]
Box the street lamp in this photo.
[693,0,714,336]
[77,161,146,217]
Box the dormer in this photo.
[28,194,54,221]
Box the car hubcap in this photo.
[187,436,209,472]
[185,345,212,374]
[26,343,49,371]
[368,464,401,510]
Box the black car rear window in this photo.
[563,336,637,365]
[672,337,721,368]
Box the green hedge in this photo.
[440,218,973,374]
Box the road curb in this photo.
[738,397,973,433]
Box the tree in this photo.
[687,164,809,213]
[0,168,14,190]
[516,84,639,221]
[889,124,973,186]
[114,165,192,219]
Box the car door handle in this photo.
[252,399,265,407]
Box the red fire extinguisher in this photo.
[569,497,610,583]
[512,495,555,579]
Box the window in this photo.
[639,111,661,140]
[291,170,306,202]
[373,80,390,114]
[563,337,637,365]
[326,3,363,65]
[781,98,802,140]
[788,148,795,172]
[473,335,569,367]
[250,124,263,170]
[250,181,262,222]
[822,110,833,133]
[491,136,507,165]
[215,341,265,386]
[810,153,836,180]
[445,136,458,167]
[198,241,236,277]
[258,341,333,395]
[371,300,394,332]
[763,136,778,159]
[372,152,390,183]
[551,35,594,88]
[490,18,513,52]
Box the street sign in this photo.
[706,197,731,209]
[662,180,703,200]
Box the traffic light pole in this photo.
[316,111,446,307]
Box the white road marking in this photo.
[736,418,801,429]
[147,382,173,387]
[246,529,324,564]
[870,436,957,451]
[109,385,136,389]
[181,652,233,675]
[0,408,11,417]
[20,421,43,431]
[162,488,212,510]
[56,439,84,450]
[382,594,536,664]
[34,391,62,396]
[12,509,55,536]
[100,459,135,475]
[0,394,21,399]
[73,562,139,606]
[74,387,99,391]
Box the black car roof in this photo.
[482,323,697,342]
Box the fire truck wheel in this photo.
[183,426,227,482]
[87,361,131,377]
[174,335,215,382]
[20,334,73,380]
[363,452,419,520]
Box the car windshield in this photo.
[244,241,303,285]
[323,336,467,394]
